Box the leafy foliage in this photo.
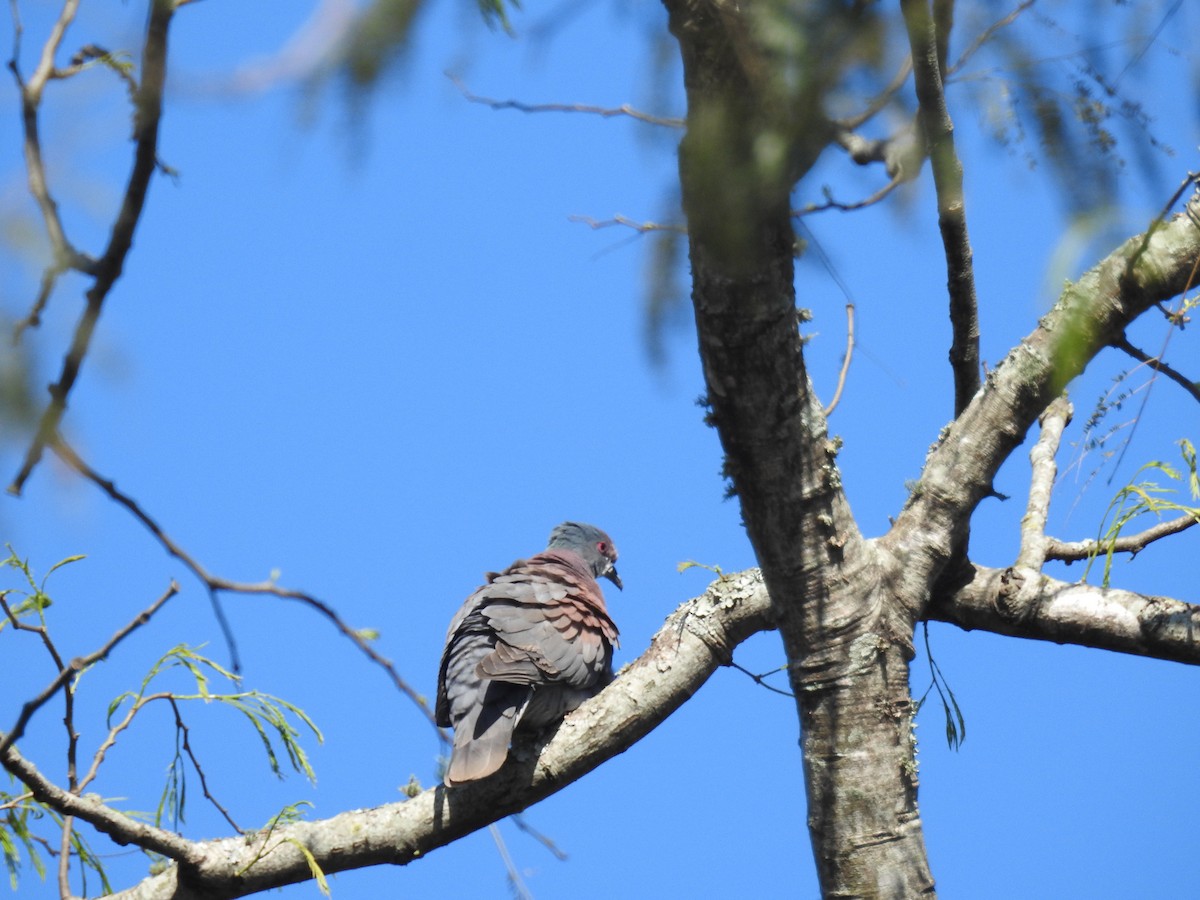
[1,551,320,892]
[0,546,85,630]
[1083,440,1200,587]
[915,622,966,750]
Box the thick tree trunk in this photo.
[663,2,936,895]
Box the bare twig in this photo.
[946,0,1035,77]
[489,824,533,900]
[0,791,34,811]
[1113,333,1200,405]
[729,660,795,698]
[1016,397,1072,570]
[168,697,244,834]
[8,0,93,275]
[796,178,903,216]
[0,581,179,761]
[76,691,174,796]
[13,263,64,342]
[49,437,444,737]
[511,814,568,861]
[835,56,912,131]
[901,0,981,417]
[823,304,856,416]
[9,0,175,495]
[448,73,684,129]
[568,214,686,234]
[1046,513,1199,562]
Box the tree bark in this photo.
[663,2,936,895]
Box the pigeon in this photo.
[436,522,622,786]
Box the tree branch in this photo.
[929,564,1200,666]
[448,73,684,129]
[1113,332,1200,405]
[1016,396,1071,570]
[9,0,175,496]
[822,303,855,416]
[94,571,771,899]
[1046,513,1199,562]
[888,186,1200,592]
[901,0,981,417]
[0,743,200,864]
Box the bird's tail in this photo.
[444,684,527,786]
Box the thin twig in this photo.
[946,0,1035,77]
[167,697,244,834]
[77,692,173,795]
[823,304,856,416]
[0,581,179,761]
[568,214,686,234]
[0,791,34,811]
[1113,333,1200,405]
[489,824,533,900]
[511,814,569,861]
[448,72,684,128]
[1046,513,1199,562]
[795,177,903,216]
[835,56,913,131]
[728,661,795,698]
[49,437,444,737]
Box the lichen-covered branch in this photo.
[888,187,1200,594]
[1015,397,1072,570]
[99,573,772,899]
[929,565,1200,666]
[1046,514,1199,562]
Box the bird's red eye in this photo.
[597,541,607,553]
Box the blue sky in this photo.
[2,1,1198,897]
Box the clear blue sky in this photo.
[2,1,1198,897]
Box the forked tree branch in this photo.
[9,0,176,496]
[889,186,1200,586]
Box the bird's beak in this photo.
[606,567,623,591]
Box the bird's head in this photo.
[548,521,622,590]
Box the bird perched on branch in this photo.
[436,522,622,786]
